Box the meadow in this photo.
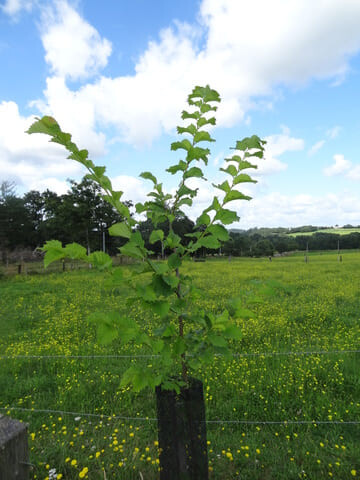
[287,228,360,237]
[0,253,359,479]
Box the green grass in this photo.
[288,228,360,237]
[0,254,359,479]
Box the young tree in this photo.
[28,85,265,478]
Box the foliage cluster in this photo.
[27,85,266,392]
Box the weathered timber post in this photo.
[156,378,208,480]
[0,415,29,480]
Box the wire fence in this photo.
[1,348,360,360]
[1,406,359,426]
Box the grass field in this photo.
[0,254,359,479]
[288,228,360,237]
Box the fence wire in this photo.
[1,406,359,426]
[1,349,359,361]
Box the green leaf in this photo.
[168,253,181,269]
[151,300,170,318]
[165,231,181,249]
[166,161,187,175]
[223,325,243,340]
[199,235,221,249]
[140,171,157,184]
[198,117,216,128]
[188,85,221,103]
[177,124,197,136]
[196,212,211,226]
[207,224,229,241]
[193,131,215,144]
[40,240,65,268]
[88,251,113,271]
[181,110,201,120]
[183,167,204,179]
[162,273,180,289]
[149,229,164,244]
[109,222,131,238]
[213,180,231,193]
[97,322,118,345]
[178,184,197,198]
[120,243,144,260]
[63,242,87,260]
[233,173,257,185]
[220,165,238,177]
[214,208,239,225]
[208,333,227,347]
[235,135,266,152]
[173,337,186,355]
[171,139,192,152]
[223,190,252,204]
[187,146,210,164]
[177,197,193,208]
[135,202,146,213]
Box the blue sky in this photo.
[1,0,360,228]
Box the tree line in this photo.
[1,178,360,263]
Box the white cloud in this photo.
[308,140,325,156]
[30,0,360,149]
[346,164,360,181]
[40,0,112,81]
[326,126,341,139]
[256,127,304,175]
[1,0,34,16]
[323,154,352,176]
[0,100,83,192]
[111,175,148,205]
[235,191,360,229]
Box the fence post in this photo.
[0,415,29,480]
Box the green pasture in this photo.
[288,228,360,237]
[0,253,359,479]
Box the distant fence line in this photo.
[1,255,135,276]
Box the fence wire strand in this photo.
[1,349,360,361]
[1,406,359,426]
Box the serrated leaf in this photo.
[214,208,239,225]
[109,222,131,238]
[149,229,164,244]
[220,165,238,177]
[223,190,252,204]
[168,253,181,269]
[97,322,118,345]
[188,85,221,103]
[199,235,221,249]
[196,212,211,226]
[120,243,144,259]
[207,224,229,241]
[88,251,113,271]
[40,240,65,268]
[173,337,186,355]
[151,300,170,318]
[171,139,192,152]
[193,131,215,144]
[181,110,201,120]
[177,124,197,136]
[178,184,197,198]
[177,197,193,208]
[162,273,180,289]
[208,333,227,347]
[166,161,187,174]
[64,243,87,260]
[223,325,243,340]
[198,116,216,128]
[235,135,266,152]
[233,173,257,185]
[183,167,204,179]
[140,171,157,184]
[187,146,210,164]
[213,180,231,193]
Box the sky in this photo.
[1,0,360,229]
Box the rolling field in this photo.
[288,228,360,237]
[0,254,359,479]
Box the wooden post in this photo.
[0,415,29,480]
